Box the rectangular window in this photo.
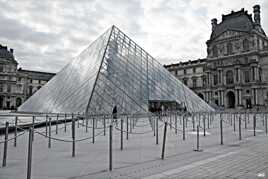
[236,68,239,82]
[252,67,255,81]
[193,78,197,88]
[7,84,11,93]
[214,74,218,85]
[184,69,187,75]
[244,70,250,82]
[193,67,196,73]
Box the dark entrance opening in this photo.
[226,91,235,108]
[149,100,182,113]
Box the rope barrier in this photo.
[0,131,26,144]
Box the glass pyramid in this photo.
[18,26,214,114]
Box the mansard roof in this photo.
[210,8,265,40]
[0,44,18,64]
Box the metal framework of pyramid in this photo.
[18,26,214,114]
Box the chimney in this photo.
[211,18,217,31]
[253,5,261,25]
[10,48,13,54]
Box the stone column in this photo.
[239,89,242,105]
[255,88,258,105]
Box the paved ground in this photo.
[0,113,267,179]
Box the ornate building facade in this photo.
[0,44,55,110]
[165,5,268,110]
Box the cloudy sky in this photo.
[0,0,267,73]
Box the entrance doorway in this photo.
[226,91,235,108]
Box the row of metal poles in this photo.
[1,111,268,178]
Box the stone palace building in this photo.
[0,44,55,110]
[165,5,268,110]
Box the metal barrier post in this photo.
[203,115,206,137]
[48,118,51,148]
[27,128,33,179]
[265,113,267,135]
[32,116,35,141]
[72,119,75,157]
[244,112,247,129]
[14,116,17,147]
[175,113,178,134]
[2,122,9,167]
[239,116,242,140]
[109,125,113,171]
[156,115,159,145]
[161,122,167,160]
[126,116,129,140]
[45,115,48,137]
[207,113,210,129]
[183,114,185,140]
[233,113,236,132]
[104,116,106,136]
[120,119,123,150]
[194,125,201,151]
[92,118,95,143]
[64,114,67,133]
[192,114,195,131]
[253,114,256,136]
[56,114,59,134]
[220,116,223,145]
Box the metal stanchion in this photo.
[27,128,33,179]
[207,113,210,129]
[244,112,247,129]
[2,122,9,167]
[253,114,256,136]
[56,114,59,134]
[175,113,178,134]
[86,116,88,133]
[183,115,185,140]
[192,113,195,131]
[32,116,35,141]
[48,118,51,148]
[265,113,267,135]
[194,125,202,152]
[64,114,67,133]
[109,125,113,171]
[233,113,236,132]
[92,118,95,143]
[156,115,159,145]
[203,115,206,137]
[14,116,17,147]
[104,116,106,136]
[72,119,75,157]
[127,116,129,139]
[161,122,167,160]
[120,119,123,150]
[239,116,242,140]
[220,116,223,145]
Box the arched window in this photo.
[212,46,218,57]
[226,70,234,84]
[227,42,233,55]
[243,39,249,51]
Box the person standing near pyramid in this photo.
[112,106,117,125]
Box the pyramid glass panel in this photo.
[18,26,214,114]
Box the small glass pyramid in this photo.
[18,26,214,114]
